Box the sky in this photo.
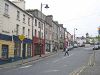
[11,0,100,37]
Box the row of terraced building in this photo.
[0,0,73,63]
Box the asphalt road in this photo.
[0,47,93,75]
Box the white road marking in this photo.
[43,69,60,73]
[45,62,49,64]
[77,66,86,75]
[69,66,87,75]
[84,47,93,50]
[63,64,67,67]
[19,65,32,69]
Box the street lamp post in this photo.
[74,28,77,42]
[39,3,49,57]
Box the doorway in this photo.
[2,45,9,59]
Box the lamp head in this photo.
[45,4,49,9]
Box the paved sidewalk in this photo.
[80,50,100,75]
[0,52,57,69]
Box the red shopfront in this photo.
[32,37,45,56]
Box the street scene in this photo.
[0,0,100,75]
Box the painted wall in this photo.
[0,0,32,39]
[0,40,14,58]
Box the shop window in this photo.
[27,44,31,57]
[14,42,21,57]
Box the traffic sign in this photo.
[18,35,25,41]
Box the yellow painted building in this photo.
[0,40,14,59]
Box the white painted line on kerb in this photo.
[20,65,32,69]
[43,69,60,73]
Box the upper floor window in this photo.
[41,24,43,30]
[38,22,40,28]
[5,3,9,15]
[23,14,25,23]
[35,19,37,26]
[22,27,25,35]
[17,11,20,20]
[28,29,30,38]
[16,24,19,35]
[60,27,61,31]
[28,17,30,25]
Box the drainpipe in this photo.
[32,17,34,57]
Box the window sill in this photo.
[16,19,20,21]
[28,24,30,26]
[23,22,26,24]
[3,13,10,18]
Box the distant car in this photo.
[67,45,73,51]
[80,44,85,47]
[74,44,78,48]
[93,44,99,50]
[98,44,100,49]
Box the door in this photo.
[23,43,26,59]
[2,45,8,59]
[34,44,40,55]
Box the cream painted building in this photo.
[0,0,33,60]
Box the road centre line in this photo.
[69,65,86,75]
[19,65,32,69]
[76,66,87,75]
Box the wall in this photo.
[1,0,32,39]
[0,40,14,58]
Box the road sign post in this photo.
[18,35,25,64]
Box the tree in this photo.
[96,35,100,42]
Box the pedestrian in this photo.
[64,47,69,56]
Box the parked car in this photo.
[80,44,85,47]
[93,44,99,50]
[67,45,73,51]
[73,44,78,48]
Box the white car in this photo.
[93,44,99,50]
[67,45,73,51]
[74,44,78,48]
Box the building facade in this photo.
[59,24,65,50]
[27,9,45,56]
[0,0,73,64]
[0,0,33,61]
[67,32,73,46]
[52,21,59,52]
[45,15,53,52]
[64,28,68,49]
